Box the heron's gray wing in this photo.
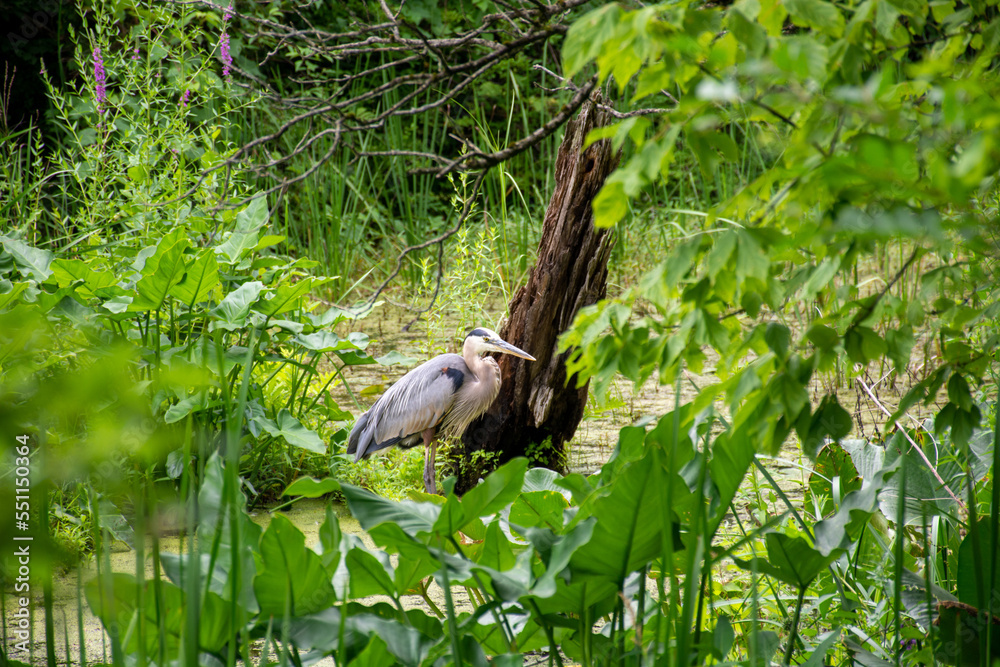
[351,354,468,460]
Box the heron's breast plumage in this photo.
[440,355,501,436]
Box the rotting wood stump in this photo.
[453,99,620,492]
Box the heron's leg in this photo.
[422,429,437,494]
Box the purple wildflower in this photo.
[181,89,191,107]
[220,3,233,79]
[132,47,139,61]
[93,47,107,114]
[220,32,232,79]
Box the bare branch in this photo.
[531,64,675,119]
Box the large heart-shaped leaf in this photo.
[283,476,341,498]
[733,533,843,587]
[132,238,190,311]
[346,548,397,598]
[211,281,264,331]
[0,235,53,282]
[216,198,269,264]
[170,250,219,305]
[253,513,335,616]
[568,451,668,584]
[259,409,325,453]
[433,458,528,534]
[341,482,440,535]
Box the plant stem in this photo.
[783,587,806,667]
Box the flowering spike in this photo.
[93,47,107,114]
[220,32,232,79]
[220,2,234,80]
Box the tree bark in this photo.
[454,99,620,491]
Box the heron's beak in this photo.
[489,338,536,361]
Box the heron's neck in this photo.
[463,341,500,384]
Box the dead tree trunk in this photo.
[454,99,620,491]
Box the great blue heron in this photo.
[347,327,536,493]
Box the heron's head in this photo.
[465,327,536,361]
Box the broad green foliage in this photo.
[83,416,769,665]
[3,1,998,666]
[558,0,998,665]
[88,398,996,666]
[560,0,999,451]
[0,4,396,505]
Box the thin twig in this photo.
[532,64,675,118]
[856,377,966,512]
[359,170,489,315]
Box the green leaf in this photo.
[712,615,735,660]
[296,331,369,352]
[216,197,269,264]
[0,282,30,310]
[562,4,622,78]
[341,483,440,534]
[807,324,840,351]
[884,0,927,17]
[260,409,326,453]
[845,326,887,364]
[772,36,831,81]
[813,462,895,555]
[477,520,517,570]
[706,232,738,279]
[84,573,234,655]
[569,449,669,583]
[802,631,843,667]
[283,476,341,498]
[352,616,437,667]
[510,491,569,531]
[934,600,1000,667]
[802,395,853,457]
[634,62,673,101]
[210,281,264,331]
[433,458,528,534]
[132,238,190,311]
[736,230,770,282]
[375,350,419,366]
[885,326,914,370]
[254,514,335,616]
[734,532,843,586]
[48,259,117,295]
[164,395,211,424]
[764,322,791,358]
[806,443,862,517]
[0,236,53,282]
[351,635,396,667]
[956,520,1000,611]
[169,250,219,304]
[946,373,974,412]
[461,457,528,518]
[346,548,397,598]
[782,0,845,35]
[254,277,326,318]
[592,177,628,228]
[803,258,840,300]
[728,9,768,56]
